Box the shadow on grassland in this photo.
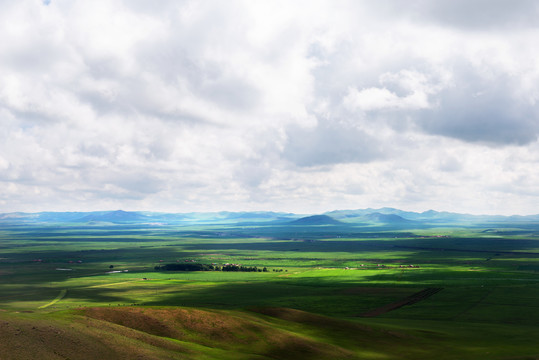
[140,277,425,318]
[181,236,539,253]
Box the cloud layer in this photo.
[1,0,538,215]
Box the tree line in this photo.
[155,263,269,272]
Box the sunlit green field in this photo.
[0,222,538,359]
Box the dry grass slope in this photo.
[2,305,535,359]
[82,306,357,359]
[0,307,379,360]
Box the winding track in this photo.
[38,289,67,309]
[360,288,443,317]
[90,280,140,288]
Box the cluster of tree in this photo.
[272,269,287,272]
[221,264,268,272]
[154,263,269,272]
[155,263,213,271]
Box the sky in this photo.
[1,0,539,215]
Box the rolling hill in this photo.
[362,212,412,224]
[288,215,342,225]
[0,306,435,360]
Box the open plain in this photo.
[0,210,538,359]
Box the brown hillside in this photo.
[82,306,357,359]
[0,307,369,360]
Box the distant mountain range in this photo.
[1,208,539,226]
[324,208,539,224]
[0,210,299,225]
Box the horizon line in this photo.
[1,208,539,218]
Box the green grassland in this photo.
[0,222,538,359]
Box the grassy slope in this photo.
[2,306,537,360]
[0,307,398,360]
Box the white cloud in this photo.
[0,0,539,215]
[344,86,430,112]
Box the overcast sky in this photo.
[1,0,539,215]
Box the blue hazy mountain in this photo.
[1,208,539,226]
[288,215,342,225]
[0,210,298,225]
[76,210,149,223]
[325,208,539,223]
[362,212,412,224]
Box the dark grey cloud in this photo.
[438,156,462,172]
[283,121,385,167]
[371,0,539,30]
[418,68,539,145]
[419,0,539,29]
[107,173,165,195]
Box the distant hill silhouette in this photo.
[289,215,342,225]
[363,212,411,223]
[77,210,148,223]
